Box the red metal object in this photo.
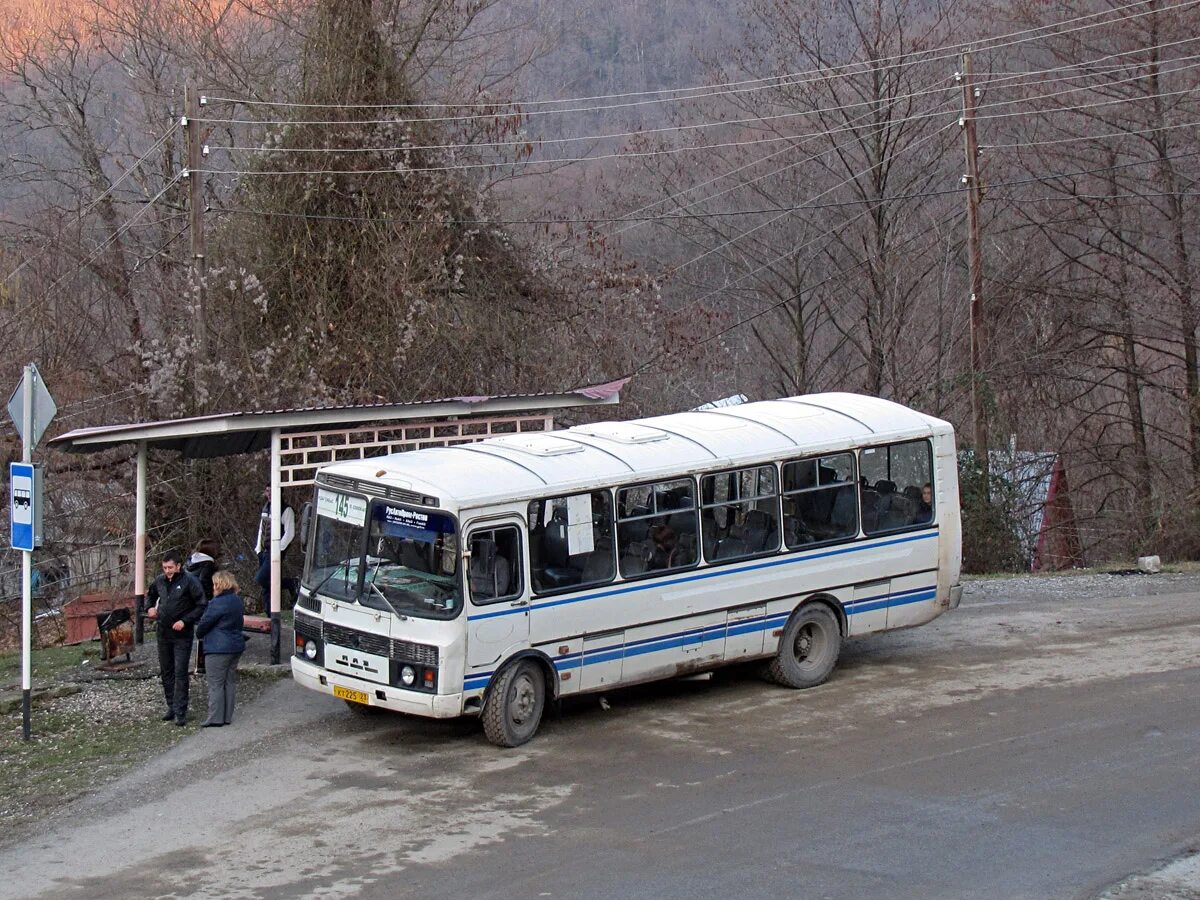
[64,592,136,644]
[242,615,272,634]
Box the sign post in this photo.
[7,363,56,741]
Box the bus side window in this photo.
[701,465,779,562]
[528,491,615,595]
[468,526,522,605]
[618,478,698,577]
[860,440,934,535]
[781,453,857,548]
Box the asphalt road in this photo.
[3,572,1199,900]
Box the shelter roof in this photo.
[47,380,627,459]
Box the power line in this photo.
[623,146,1200,374]
[0,124,180,287]
[196,71,1200,179]
[210,147,1200,227]
[207,78,963,154]
[983,119,1200,150]
[203,52,1200,160]
[199,0,1196,117]
[631,214,968,379]
[5,172,185,324]
[667,120,960,277]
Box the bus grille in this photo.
[296,592,321,613]
[294,613,322,642]
[323,622,390,656]
[319,621,439,666]
[392,639,439,667]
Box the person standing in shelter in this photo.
[146,550,206,725]
[196,570,247,728]
[186,538,219,675]
[254,487,298,616]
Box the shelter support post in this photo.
[270,428,282,664]
[134,441,147,643]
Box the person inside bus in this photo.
[913,482,934,524]
[649,524,677,571]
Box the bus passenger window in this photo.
[527,491,615,594]
[700,465,780,562]
[468,526,522,604]
[859,440,934,535]
[781,452,857,548]
[617,478,698,578]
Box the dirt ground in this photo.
[0,621,291,835]
[0,571,1198,899]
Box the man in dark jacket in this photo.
[146,550,206,725]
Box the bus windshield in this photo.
[362,502,460,619]
[304,489,368,600]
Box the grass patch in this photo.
[0,644,99,686]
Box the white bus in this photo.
[291,393,962,746]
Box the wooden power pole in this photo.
[184,85,208,398]
[960,50,990,487]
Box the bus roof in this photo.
[321,393,952,510]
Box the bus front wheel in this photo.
[767,604,841,689]
[482,659,545,747]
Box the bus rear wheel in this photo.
[482,659,545,747]
[767,604,841,689]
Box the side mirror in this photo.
[298,502,313,547]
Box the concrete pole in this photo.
[185,85,208,400]
[269,427,282,664]
[960,49,990,489]
[134,441,147,644]
[21,364,32,740]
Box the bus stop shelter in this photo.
[48,381,626,662]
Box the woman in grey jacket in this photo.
[195,571,247,728]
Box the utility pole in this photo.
[960,50,990,488]
[184,85,208,400]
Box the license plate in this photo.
[333,685,370,706]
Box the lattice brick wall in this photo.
[279,414,553,487]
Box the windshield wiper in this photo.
[364,574,409,621]
[307,532,360,598]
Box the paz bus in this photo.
[290,393,962,746]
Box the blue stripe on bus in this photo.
[462,584,939,690]
[468,528,939,622]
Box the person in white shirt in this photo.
[254,488,298,616]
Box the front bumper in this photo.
[291,657,465,718]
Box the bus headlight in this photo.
[304,640,318,660]
[400,665,416,686]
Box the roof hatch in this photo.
[571,422,670,444]
[488,434,585,457]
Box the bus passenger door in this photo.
[465,520,530,671]
[848,578,890,635]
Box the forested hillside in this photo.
[1,0,1198,591]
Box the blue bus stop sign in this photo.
[10,462,37,551]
